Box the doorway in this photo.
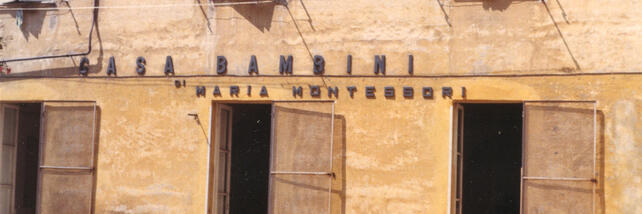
[210,104,271,214]
[453,103,523,214]
[1,103,41,214]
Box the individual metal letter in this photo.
[384,87,395,98]
[213,86,222,96]
[230,85,240,96]
[164,56,175,75]
[107,56,116,76]
[196,86,206,97]
[408,55,414,75]
[217,56,227,75]
[423,87,433,99]
[442,87,453,98]
[366,86,376,98]
[279,55,293,74]
[374,55,386,75]
[403,87,413,98]
[347,55,352,74]
[328,87,339,98]
[310,85,321,97]
[260,86,269,97]
[136,56,146,75]
[79,57,90,76]
[347,86,357,98]
[248,55,259,75]
[313,55,325,75]
[292,86,303,97]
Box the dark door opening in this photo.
[460,104,523,214]
[15,103,41,214]
[211,104,271,214]
[1,103,41,214]
[229,104,271,214]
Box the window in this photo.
[0,102,97,214]
[451,101,597,214]
[209,101,335,214]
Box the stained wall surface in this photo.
[0,0,641,213]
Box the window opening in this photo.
[453,104,523,214]
[1,103,42,214]
[211,104,272,214]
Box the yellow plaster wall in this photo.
[1,0,641,213]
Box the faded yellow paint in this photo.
[0,0,641,213]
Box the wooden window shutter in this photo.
[522,101,597,214]
[269,101,335,214]
[37,101,97,214]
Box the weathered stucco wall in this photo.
[1,0,641,213]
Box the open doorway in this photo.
[1,103,41,214]
[453,103,523,214]
[210,104,271,214]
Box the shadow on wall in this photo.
[454,0,538,11]
[0,1,104,79]
[1,9,48,40]
[213,0,276,32]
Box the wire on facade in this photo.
[0,0,276,11]
[0,0,98,63]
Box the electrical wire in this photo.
[0,1,275,11]
[0,0,98,63]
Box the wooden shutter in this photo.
[37,102,96,214]
[0,104,19,214]
[211,104,233,214]
[269,101,335,214]
[522,101,596,214]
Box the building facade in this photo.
[0,0,640,213]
